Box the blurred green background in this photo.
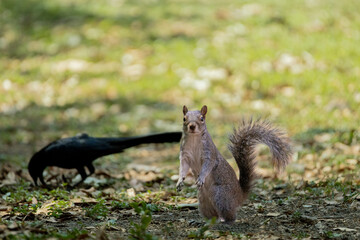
[0,0,359,179]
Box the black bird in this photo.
[28,132,182,186]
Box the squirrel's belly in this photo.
[184,149,202,174]
[182,136,203,173]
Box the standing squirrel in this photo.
[176,105,292,223]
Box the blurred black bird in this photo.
[28,132,182,187]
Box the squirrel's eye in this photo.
[183,117,186,122]
[200,116,204,121]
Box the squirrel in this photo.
[176,105,292,223]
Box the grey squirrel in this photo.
[176,105,292,223]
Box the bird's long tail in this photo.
[228,119,292,198]
[99,132,182,149]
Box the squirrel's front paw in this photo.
[176,180,184,192]
[196,177,204,188]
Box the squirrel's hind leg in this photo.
[198,191,219,219]
[211,185,239,223]
[215,203,237,223]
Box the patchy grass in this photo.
[0,0,360,239]
[1,173,359,239]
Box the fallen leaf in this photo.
[333,142,350,152]
[103,188,115,195]
[315,221,325,229]
[0,172,17,187]
[72,191,88,198]
[176,203,199,209]
[45,217,58,223]
[346,159,358,165]
[71,197,98,205]
[7,171,16,182]
[36,199,56,215]
[127,188,136,198]
[0,205,11,211]
[107,225,121,231]
[127,163,159,172]
[91,191,102,198]
[171,175,179,181]
[129,179,144,191]
[8,221,19,230]
[0,224,6,233]
[322,166,332,173]
[81,187,96,193]
[324,200,338,205]
[266,212,281,217]
[334,227,357,232]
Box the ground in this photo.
[1,141,359,239]
[1,0,360,239]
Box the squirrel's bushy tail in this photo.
[228,118,292,196]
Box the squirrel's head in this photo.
[182,105,207,134]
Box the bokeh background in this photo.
[1,0,360,181]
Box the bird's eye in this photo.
[183,117,186,122]
[200,116,204,122]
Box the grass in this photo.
[1,0,360,140]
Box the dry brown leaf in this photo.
[266,212,281,217]
[71,197,98,205]
[102,188,115,195]
[45,217,58,223]
[0,224,6,233]
[0,205,11,211]
[35,199,56,215]
[0,171,18,187]
[129,179,144,191]
[7,221,19,230]
[126,188,136,198]
[176,203,199,209]
[80,187,96,193]
[334,227,357,232]
[324,200,338,205]
[346,159,358,165]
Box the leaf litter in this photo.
[0,137,359,239]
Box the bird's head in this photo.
[28,152,46,186]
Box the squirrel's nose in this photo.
[189,125,195,131]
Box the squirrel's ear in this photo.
[183,105,188,115]
[201,105,207,116]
